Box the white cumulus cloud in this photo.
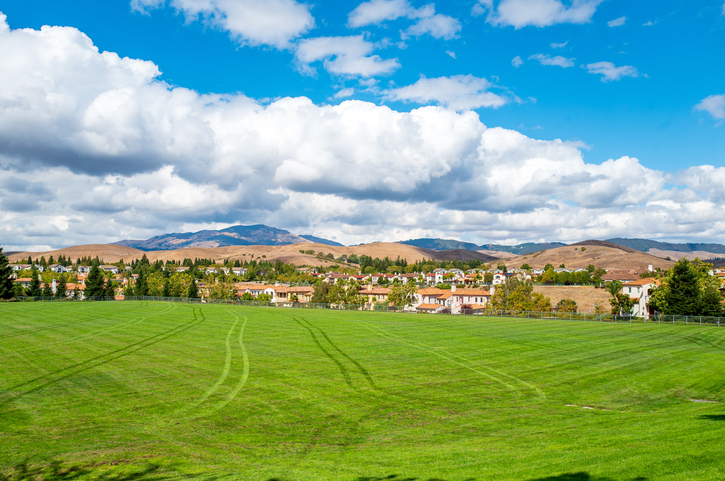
[585,61,639,82]
[130,0,314,49]
[529,53,575,67]
[295,36,400,77]
[512,55,524,67]
[348,0,461,40]
[2,13,725,249]
[695,94,725,120]
[347,0,410,27]
[474,0,604,28]
[607,16,626,27]
[384,75,510,111]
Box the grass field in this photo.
[1,302,724,480]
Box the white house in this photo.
[621,278,660,319]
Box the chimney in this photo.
[451,284,456,292]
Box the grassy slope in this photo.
[1,302,724,480]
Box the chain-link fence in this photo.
[10,295,725,327]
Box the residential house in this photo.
[359,286,390,307]
[100,265,120,274]
[270,285,315,304]
[602,270,640,284]
[621,278,660,319]
[47,264,69,274]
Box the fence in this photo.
[10,295,725,327]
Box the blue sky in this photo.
[0,0,724,249]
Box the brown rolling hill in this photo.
[6,242,499,267]
[504,241,674,271]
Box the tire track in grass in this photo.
[206,312,250,416]
[16,303,178,355]
[180,311,250,419]
[355,320,545,400]
[293,316,352,389]
[174,311,241,416]
[298,316,379,392]
[0,306,206,407]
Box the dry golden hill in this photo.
[532,286,612,313]
[7,242,468,267]
[505,243,674,271]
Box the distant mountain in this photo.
[606,238,725,255]
[399,238,566,255]
[480,242,567,255]
[418,248,500,263]
[399,238,481,251]
[114,224,339,251]
[300,234,343,247]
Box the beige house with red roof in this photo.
[415,285,492,314]
[621,278,660,319]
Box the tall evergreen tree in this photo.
[664,259,701,315]
[699,282,724,317]
[135,269,149,296]
[187,278,198,298]
[0,247,15,299]
[85,261,106,298]
[56,274,67,299]
[28,267,42,297]
[42,281,53,298]
[162,277,171,297]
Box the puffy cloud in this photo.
[474,0,603,29]
[585,61,639,82]
[295,36,400,77]
[695,94,725,120]
[529,53,575,68]
[333,88,355,99]
[348,1,461,40]
[1,15,725,249]
[130,0,314,49]
[384,75,510,111]
[512,55,523,68]
[347,0,410,27]
[607,15,626,27]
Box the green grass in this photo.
[1,301,725,480]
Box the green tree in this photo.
[162,276,171,297]
[610,293,636,317]
[187,278,199,298]
[208,278,236,300]
[146,272,165,296]
[388,282,418,308]
[135,270,149,296]
[664,259,702,315]
[0,247,14,299]
[311,281,332,304]
[490,278,551,312]
[56,274,67,299]
[84,261,106,298]
[556,298,578,313]
[520,263,531,271]
[605,280,623,299]
[28,267,42,297]
[42,281,53,298]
